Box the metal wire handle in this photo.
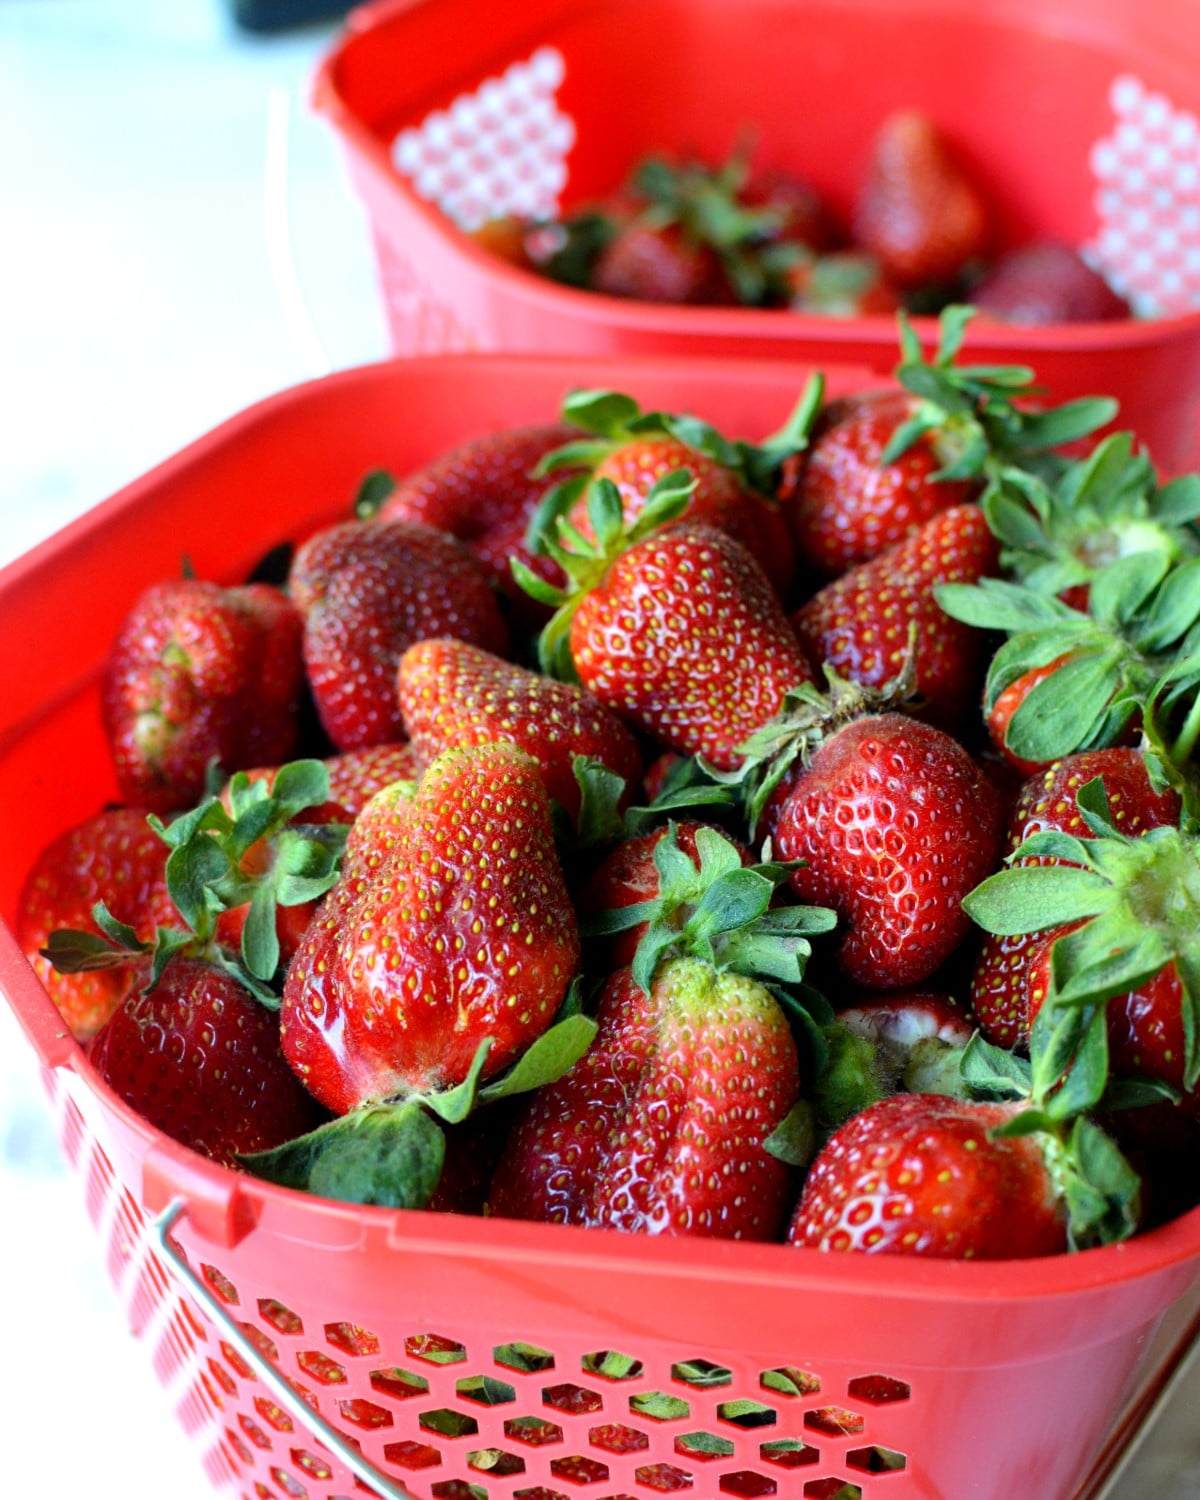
[151,1199,415,1500]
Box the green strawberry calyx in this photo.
[40,759,350,1005]
[886,305,1117,492]
[524,375,824,554]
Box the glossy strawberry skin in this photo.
[972,242,1131,325]
[591,221,736,305]
[773,714,1003,989]
[853,111,992,290]
[792,504,999,729]
[289,518,509,751]
[573,435,796,598]
[570,523,815,771]
[16,808,178,1041]
[101,579,305,814]
[281,743,580,1115]
[397,639,643,822]
[378,423,579,624]
[88,957,324,1168]
[788,1093,1067,1258]
[489,957,799,1239]
[971,749,1182,1048]
[779,390,980,578]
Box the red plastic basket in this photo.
[2,353,1199,1500]
[313,0,1200,474]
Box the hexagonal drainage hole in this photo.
[495,1341,556,1373]
[421,1408,480,1439]
[257,1298,302,1336]
[589,1422,649,1455]
[458,1374,518,1406]
[551,1454,610,1484]
[847,1446,907,1474]
[506,1416,564,1447]
[336,1396,393,1431]
[717,1399,777,1430]
[675,1431,734,1462]
[544,1383,605,1415]
[295,1350,346,1386]
[582,1348,645,1381]
[636,1462,695,1492]
[671,1358,732,1389]
[761,1439,820,1469]
[383,1439,442,1470]
[760,1365,821,1398]
[720,1473,779,1498]
[407,1333,468,1365]
[467,1447,526,1477]
[324,1321,380,1358]
[804,1407,865,1437]
[370,1366,430,1401]
[804,1482,863,1500]
[846,1374,912,1405]
[431,1483,487,1500]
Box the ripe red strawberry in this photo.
[788,1093,1068,1258]
[770,711,1003,988]
[778,389,980,577]
[852,111,992,289]
[396,639,643,822]
[101,578,305,814]
[592,219,737,304]
[376,422,581,625]
[969,749,1181,1048]
[280,742,580,1115]
[972,242,1131,325]
[288,518,509,751]
[15,807,177,1040]
[488,956,800,1238]
[791,503,999,729]
[88,955,325,1167]
[560,520,816,770]
[741,167,838,255]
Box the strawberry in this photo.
[852,111,992,290]
[533,387,807,598]
[396,639,643,823]
[965,749,1182,1048]
[15,807,177,1040]
[788,1093,1069,1257]
[288,517,509,751]
[984,653,1080,778]
[374,422,581,625]
[488,956,801,1237]
[592,219,737,305]
[101,577,305,814]
[791,503,999,729]
[740,166,838,256]
[88,955,325,1168]
[762,701,1003,988]
[280,742,581,1115]
[779,389,980,577]
[972,242,1131,325]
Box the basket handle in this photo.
[151,1199,417,1500]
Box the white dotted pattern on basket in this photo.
[1084,74,1200,318]
[392,47,574,231]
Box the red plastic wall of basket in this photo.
[2,354,1199,1500]
[313,0,1200,474]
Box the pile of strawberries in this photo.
[476,111,1132,325]
[17,309,1200,1260]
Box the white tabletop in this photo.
[0,5,1196,1498]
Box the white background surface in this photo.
[0,4,1197,1498]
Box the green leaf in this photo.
[1003,653,1119,762]
[1137,556,1200,652]
[1087,550,1171,629]
[935,578,1082,633]
[687,868,776,940]
[1044,1005,1109,1120]
[244,1101,446,1210]
[1061,1115,1142,1248]
[478,1012,598,1103]
[958,1032,1032,1101]
[242,883,281,982]
[165,836,229,937]
[1014,397,1119,453]
[39,926,143,974]
[422,1039,493,1125]
[510,555,568,607]
[352,468,396,518]
[560,388,642,437]
[763,1099,816,1167]
[963,865,1112,936]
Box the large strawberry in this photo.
[531,387,813,598]
[280,742,582,1115]
[489,827,833,1237]
[101,577,305,814]
[88,955,325,1168]
[288,517,509,751]
[374,422,581,625]
[16,807,177,1040]
[972,241,1131,325]
[396,639,643,823]
[791,502,999,729]
[756,688,1003,988]
[524,479,816,771]
[852,111,992,291]
[966,749,1182,1049]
